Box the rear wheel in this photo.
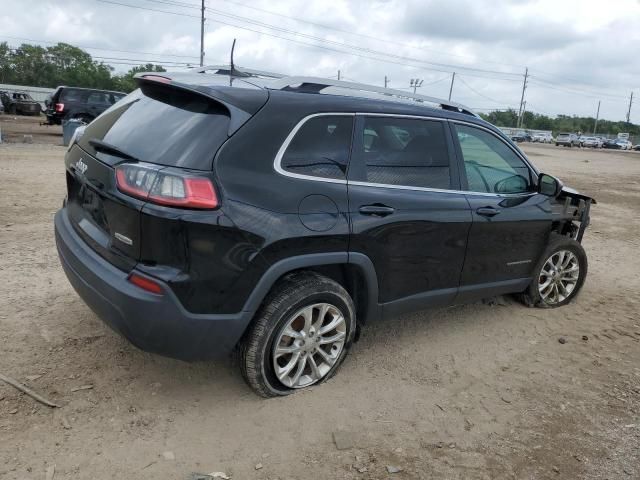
[240,272,356,397]
[519,235,587,308]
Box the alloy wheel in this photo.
[272,303,347,388]
[538,250,580,305]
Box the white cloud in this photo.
[0,0,638,121]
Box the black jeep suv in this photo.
[54,68,594,397]
[44,86,126,125]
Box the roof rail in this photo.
[267,76,478,117]
[192,64,286,79]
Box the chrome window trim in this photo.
[348,180,536,198]
[273,112,538,199]
[273,112,354,185]
[449,119,539,175]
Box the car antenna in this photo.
[229,38,237,86]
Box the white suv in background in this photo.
[532,133,553,143]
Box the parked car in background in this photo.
[603,139,623,150]
[511,130,531,142]
[634,144,640,151]
[555,133,579,147]
[44,86,126,125]
[582,137,600,148]
[617,139,633,150]
[532,132,553,143]
[0,91,42,116]
[54,68,595,397]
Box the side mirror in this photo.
[538,173,563,197]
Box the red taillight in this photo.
[115,163,218,209]
[128,273,164,294]
[55,103,64,113]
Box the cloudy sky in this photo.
[1,0,639,122]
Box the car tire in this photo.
[555,143,559,147]
[519,234,587,309]
[8,105,16,115]
[240,271,356,398]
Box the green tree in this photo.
[112,64,167,92]
[0,42,14,83]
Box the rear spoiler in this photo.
[134,74,268,136]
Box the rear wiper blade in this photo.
[88,138,137,161]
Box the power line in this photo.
[457,76,518,106]
[213,0,532,72]
[4,43,196,67]
[529,77,628,101]
[98,0,525,81]
[0,34,199,59]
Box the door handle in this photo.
[476,206,501,217]
[359,204,395,216]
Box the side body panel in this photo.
[346,115,472,317]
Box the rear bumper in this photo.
[54,208,252,361]
[44,112,62,125]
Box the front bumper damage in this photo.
[552,187,596,243]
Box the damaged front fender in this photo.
[552,186,596,243]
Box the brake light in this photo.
[128,273,164,294]
[55,103,64,113]
[115,163,218,209]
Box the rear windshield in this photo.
[77,85,230,170]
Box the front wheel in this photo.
[240,272,356,397]
[519,235,587,308]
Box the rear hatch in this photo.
[65,77,267,270]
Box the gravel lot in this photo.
[1,116,639,479]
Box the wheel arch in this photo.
[242,252,380,328]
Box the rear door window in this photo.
[111,93,126,104]
[352,116,453,190]
[279,115,354,180]
[60,89,85,102]
[87,92,112,106]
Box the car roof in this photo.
[139,69,503,134]
[57,86,126,95]
[143,68,477,116]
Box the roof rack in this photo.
[267,76,477,117]
[192,67,477,117]
[192,64,286,79]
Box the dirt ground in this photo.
[1,115,639,480]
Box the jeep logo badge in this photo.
[75,159,88,175]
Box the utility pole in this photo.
[626,92,633,123]
[410,78,423,94]
[517,67,528,129]
[384,75,388,88]
[448,72,455,101]
[199,0,205,67]
[593,100,601,134]
[337,70,341,81]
